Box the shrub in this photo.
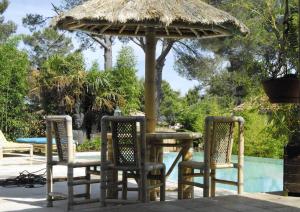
[76,137,101,152]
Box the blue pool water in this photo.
[163,152,283,193]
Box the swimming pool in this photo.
[163,152,283,193]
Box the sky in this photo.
[4,0,199,95]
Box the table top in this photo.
[106,131,202,142]
[146,131,201,140]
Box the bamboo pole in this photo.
[298,0,300,75]
[144,28,157,133]
[238,119,244,194]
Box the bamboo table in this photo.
[147,132,201,199]
[106,131,201,200]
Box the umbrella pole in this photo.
[145,29,158,201]
[145,29,157,133]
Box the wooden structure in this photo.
[46,115,101,210]
[0,130,33,159]
[52,0,249,200]
[101,116,166,205]
[178,116,244,198]
[105,131,201,199]
[147,131,201,199]
[32,143,57,155]
[52,0,249,134]
[284,141,300,195]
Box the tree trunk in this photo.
[155,59,165,121]
[155,40,174,121]
[103,35,113,70]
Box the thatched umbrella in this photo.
[52,0,249,133]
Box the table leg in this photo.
[107,137,118,199]
[149,138,161,200]
[182,140,193,199]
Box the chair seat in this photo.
[71,160,101,167]
[106,162,164,172]
[179,161,205,169]
[145,162,165,171]
[51,159,101,167]
[2,142,32,149]
[179,160,234,169]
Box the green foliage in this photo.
[0,39,30,138]
[160,81,184,125]
[23,28,73,68]
[110,46,141,114]
[234,109,286,159]
[179,96,229,132]
[77,137,101,152]
[0,0,16,43]
[37,53,86,114]
[83,67,123,113]
[184,86,201,106]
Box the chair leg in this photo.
[211,169,216,197]
[238,164,244,194]
[203,166,210,197]
[191,169,194,199]
[122,171,128,200]
[178,163,183,200]
[101,169,107,207]
[46,164,53,207]
[85,167,91,199]
[141,170,148,203]
[160,167,166,201]
[0,148,3,159]
[67,166,74,211]
[29,146,33,158]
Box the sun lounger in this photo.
[0,130,33,159]
[16,137,57,154]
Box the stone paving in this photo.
[0,153,299,212]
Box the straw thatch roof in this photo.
[52,0,249,39]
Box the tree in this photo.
[23,27,73,68]
[129,37,175,118]
[23,0,114,70]
[159,81,184,125]
[110,46,142,114]
[82,64,124,138]
[60,0,114,70]
[0,0,16,43]
[0,39,30,138]
[83,64,123,113]
[185,86,202,106]
[35,52,86,114]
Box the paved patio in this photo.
[0,153,299,212]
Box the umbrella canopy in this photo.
[52,0,249,38]
[52,0,249,133]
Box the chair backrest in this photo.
[0,130,8,148]
[204,116,244,168]
[101,116,146,170]
[0,130,8,147]
[46,115,74,162]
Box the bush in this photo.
[76,137,101,152]
[234,109,286,159]
[0,39,30,139]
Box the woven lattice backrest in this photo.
[111,119,139,168]
[53,121,69,162]
[46,116,73,162]
[209,119,234,167]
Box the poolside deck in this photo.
[0,153,299,212]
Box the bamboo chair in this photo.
[178,116,244,199]
[46,115,101,210]
[0,130,33,159]
[101,116,166,206]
